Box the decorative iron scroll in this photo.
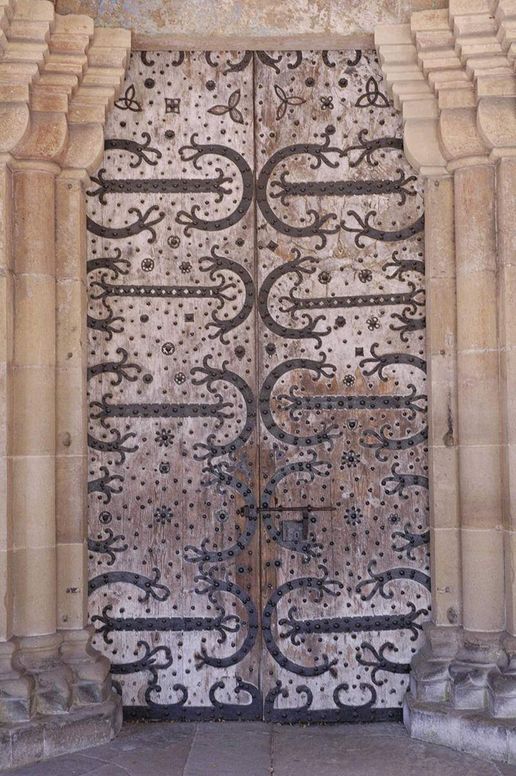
[87,50,429,723]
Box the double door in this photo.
[86,49,429,722]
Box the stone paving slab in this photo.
[5,721,516,776]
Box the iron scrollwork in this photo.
[87,49,429,724]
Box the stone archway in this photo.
[0,0,515,769]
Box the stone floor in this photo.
[6,721,516,776]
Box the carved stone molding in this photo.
[0,1,130,771]
[0,1,130,164]
[376,1,516,169]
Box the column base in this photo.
[406,625,516,763]
[0,692,122,771]
[0,641,33,723]
[15,633,73,716]
[448,631,507,710]
[59,626,112,706]
[0,629,122,770]
[404,693,516,764]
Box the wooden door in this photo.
[87,50,430,722]
[86,51,261,720]
[254,51,429,722]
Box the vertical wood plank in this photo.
[86,51,261,719]
[254,49,429,721]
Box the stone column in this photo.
[0,159,13,647]
[498,157,516,636]
[448,158,506,707]
[55,164,111,706]
[410,174,463,702]
[11,160,74,714]
[0,4,130,770]
[425,175,460,629]
[0,156,33,728]
[0,0,54,738]
[487,152,516,717]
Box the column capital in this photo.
[0,1,130,167]
[375,0,516,173]
[477,96,516,159]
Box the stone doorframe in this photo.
[375,1,516,760]
[0,0,515,769]
[0,2,131,769]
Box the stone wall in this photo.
[55,0,447,47]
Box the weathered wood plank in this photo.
[254,49,429,721]
[86,50,261,719]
